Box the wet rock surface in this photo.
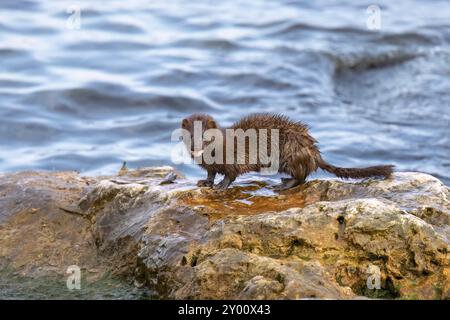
[0,168,448,299]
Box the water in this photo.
[0,0,449,185]
[0,266,152,300]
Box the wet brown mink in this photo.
[181,113,394,190]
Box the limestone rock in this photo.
[0,168,448,299]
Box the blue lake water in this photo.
[0,0,449,184]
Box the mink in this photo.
[181,113,394,190]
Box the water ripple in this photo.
[0,0,449,185]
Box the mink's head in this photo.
[181,114,218,156]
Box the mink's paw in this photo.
[213,178,233,190]
[273,178,305,191]
[197,179,214,187]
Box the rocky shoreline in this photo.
[0,167,448,299]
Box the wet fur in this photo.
[181,113,394,190]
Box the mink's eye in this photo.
[207,119,217,129]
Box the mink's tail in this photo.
[318,158,394,179]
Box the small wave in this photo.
[36,153,122,173]
[220,72,298,91]
[78,119,175,138]
[145,69,209,86]
[265,21,370,38]
[24,87,148,116]
[1,24,56,35]
[170,38,242,50]
[0,118,61,144]
[375,32,438,46]
[65,40,151,51]
[331,50,421,72]
[24,85,218,118]
[0,78,38,88]
[0,48,30,58]
[147,94,218,112]
[86,21,145,34]
[0,0,39,11]
[0,48,45,74]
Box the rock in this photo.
[0,171,99,279]
[0,168,448,299]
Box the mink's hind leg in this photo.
[274,177,305,191]
[214,175,235,190]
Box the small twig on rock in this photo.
[159,172,177,185]
[59,205,86,217]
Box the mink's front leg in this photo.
[197,170,216,187]
[214,175,235,190]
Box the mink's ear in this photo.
[207,119,217,129]
[181,118,189,128]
